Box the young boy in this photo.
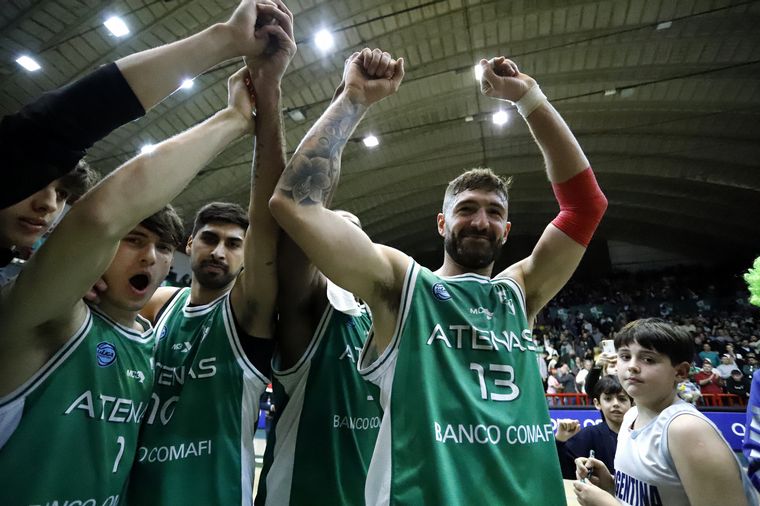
[573,318,757,506]
[555,376,632,479]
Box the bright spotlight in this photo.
[16,55,41,71]
[363,135,379,148]
[492,110,508,125]
[314,29,334,51]
[104,16,130,37]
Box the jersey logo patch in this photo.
[159,326,168,340]
[432,283,451,301]
[127,369,146,383]
[96,341,117,367]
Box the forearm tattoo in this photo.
[278,97,366,205]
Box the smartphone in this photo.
[601,339,615,355]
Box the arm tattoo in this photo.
[278,97,366,205]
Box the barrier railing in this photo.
[544,393,747,408]
[700,393,746,407]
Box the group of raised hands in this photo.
[218,0,540,133]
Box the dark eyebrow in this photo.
[127,231,149,239]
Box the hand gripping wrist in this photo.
[515,84,548,118]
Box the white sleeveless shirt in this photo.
[614,399,758,506]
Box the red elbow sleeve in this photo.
[550,167,607,247]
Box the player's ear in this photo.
[436,212,446,237]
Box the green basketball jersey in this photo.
[359,262,566,505]
[256,301,380,505]
[0,306,154,506]
[127,288,270,506]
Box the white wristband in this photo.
[515,84,548,118]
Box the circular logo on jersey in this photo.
[432,283,451,301]
[96,342,117,367]
[159,326,168,340]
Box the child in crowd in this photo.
[555,376,632,479]
[573,318,757,506]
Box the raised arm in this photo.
[269,49,408,349]
[116,0,268,111]
[483,57,607,321]
[0,68,256,337]
[230,0,296,337]
[2,0,269,209]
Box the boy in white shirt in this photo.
[573,318,757,506]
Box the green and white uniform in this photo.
[0,306,154,506]
[127,288,270,506]
[359,261,566,505]
[257,293,380,505]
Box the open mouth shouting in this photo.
[128,273,152,295]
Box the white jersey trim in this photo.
[222,295,269,386]
[358,258,417,381]
[272,304,333,384]
[264,361,312,506]
[89,304,154,344]
[0,309,92,408]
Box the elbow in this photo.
[268,192,289,223]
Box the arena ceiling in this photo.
[2,0,759,266]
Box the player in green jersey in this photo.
[0,39,264,506]
[269,53,607,505]
[256,210,384,505]
[255,51,400,506]
[127,2,296,505]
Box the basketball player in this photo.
[255,50,402,505]
[1,0,281,284]
[126,2,295,504]
[269,55,607,504]
[0,65,258,505]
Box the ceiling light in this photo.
[314,29,334,51]
[104,16,130,37]
[16,55,41,71]
[464,115,474,122]
[180,79,194,89]
[363,135,379,148]
[287,108,306,122]
[620,88,635,98]
[656,21,672,30]
[492,110,508,125]
[474,64,484,81]
[604,89,617,96]
[140,144,156,154]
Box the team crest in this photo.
[159,326,168,340]
[432,283,451,301]
[96,342,117,367]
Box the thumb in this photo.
[480,59,498,84]
[391,57,405,86]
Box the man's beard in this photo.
[444,229,502,270]
[192,260,237,289]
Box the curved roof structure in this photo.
[2,0,759,266]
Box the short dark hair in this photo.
[141,205,184,249]
[59,160,100,203]
[614,318,695,365]
[592,375,628,402]
[191,202,248,236]
[442,168,512,215]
